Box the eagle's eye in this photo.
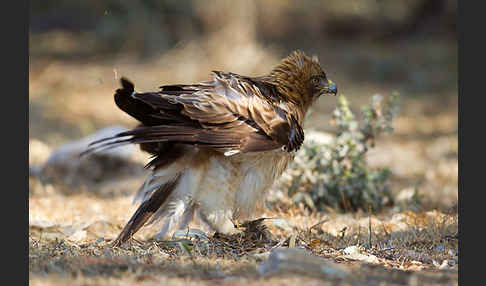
[311,77,320,85]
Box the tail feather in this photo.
[114,78,163,126]
[83,124,242,157]
[112,174,181,247]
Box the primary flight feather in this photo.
[86,50,337,246]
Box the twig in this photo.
[381,222,389,237]
[368,205,372,249]
[271,237,287,250]
[309,219,329,232]
[339,227,347,240]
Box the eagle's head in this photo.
[269,50,337,111]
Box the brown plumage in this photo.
[86,50,337,247]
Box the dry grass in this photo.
[29,177,457,285]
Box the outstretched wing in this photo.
[86,72,304,156]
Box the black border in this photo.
[7,0,29,285]
[457,0,462,282]
[459,1,480,285]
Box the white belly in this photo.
[138,148,293,237]
[195,150,292,220]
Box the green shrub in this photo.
[280,93,400,212]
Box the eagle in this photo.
[86,50,337,246]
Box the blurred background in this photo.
[29,0,457,211]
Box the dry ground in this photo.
[29,40,458,285]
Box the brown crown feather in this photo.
[266,50,326,115]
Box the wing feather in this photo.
[86,74,305,156]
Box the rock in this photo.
[270,218,294,232]
[46,126,136,164]
[396,187,417,203]
[34,126,148,189]
[67,230,87,242]
[342,245,379,264]
[438,259,456,270]
[29,139,52,166]
[258,247,349,279]
[343,245,360,256]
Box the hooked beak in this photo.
[326,80,338,95]
[319,79,337,96]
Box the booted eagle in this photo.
[86,50,337,246]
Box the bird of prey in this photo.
[86,50,337,246]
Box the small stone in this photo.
[342,245,379,264]
[171,228,209,241]
[439,260,450,269]
[343,245,359,256]
[259,248,349,278]
[67,230,87,242]
[271,218,293,232]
